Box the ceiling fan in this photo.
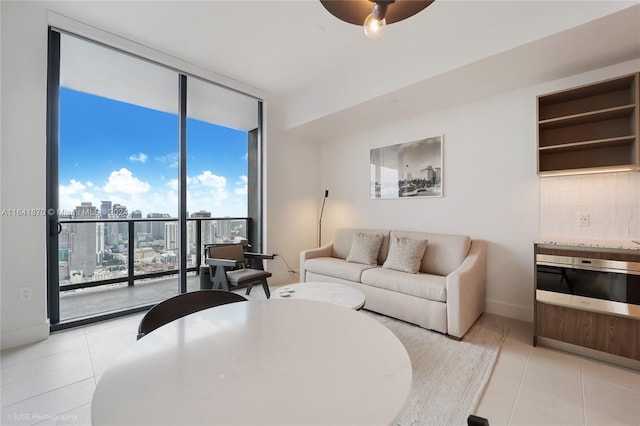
[320,0,435,39]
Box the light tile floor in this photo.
[2,295,639,426]
[475,318,640,426]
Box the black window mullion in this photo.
[179,75,188,294]
[46,28,61,326]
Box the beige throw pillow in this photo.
[382,235,428,274]
[346,232,384,265]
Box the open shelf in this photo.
[537,73,639,175]
[538,136,636,152]
[538,104,635,129]
[539,142,636,173]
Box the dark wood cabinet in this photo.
[533,243,640,365]
[537,73,639,175]
[536,302,640,361]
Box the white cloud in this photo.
[184,171,230,210]
[128,153,148,163]
[59,179,92,213]
[235,175,248,195]
[155,153,178,168]
[103,168,151,194]
[60,179,86,195]
[196,171,226,189]
[58,169,248,218]
[167,178,179,191]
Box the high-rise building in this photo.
[190,210,212,246]
[112,203,128,218]
[112,203,128,238]
[130,209,147,236]
[165,222,179,251]
[69,202,97,278]
[96,222,105,264]
[147,213,171,240]
[58,225,72,282]
[105,222,120,246]
[100,201,112,219]
[191,210,211,218]
[216,218,232,242]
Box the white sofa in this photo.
[300,228,487,339]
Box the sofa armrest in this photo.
[299,243,333,281]
[445,240,487,339]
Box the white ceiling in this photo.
[43,0,640,139]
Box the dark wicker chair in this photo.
[136,290,247,339]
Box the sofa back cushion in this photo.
[346,232,385,265]
[381,234,428,273]
[388,231,471,276]
[333,228,390,264]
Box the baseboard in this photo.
[485,299,533,323]
[1,320,50,350]
[537,337,640,371]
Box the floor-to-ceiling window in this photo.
[186,77,260,255]
[47,29,263,329]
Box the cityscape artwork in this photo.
[370,135,443,199]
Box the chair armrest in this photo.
[244,252,275,260]
[445,240,487,339]
[205,258,242,268]
[299,243,333,281]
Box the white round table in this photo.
[271,281,366,310]
[91,299,412,426]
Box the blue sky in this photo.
[59,88,248,217]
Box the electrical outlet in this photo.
[577,212,590,227]
[20,287,32,301]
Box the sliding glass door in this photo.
[47,29,262,328]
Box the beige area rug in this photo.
[364,312,508,426]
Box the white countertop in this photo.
[92,299,412,426]
[535,237,640,251]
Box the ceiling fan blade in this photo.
[320,0,434,25]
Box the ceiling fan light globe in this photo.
[364,14,385,39]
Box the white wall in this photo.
[316,60,640,322]
[1,1,50,348]
[264,97,321,285]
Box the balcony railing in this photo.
[57,217,251,292]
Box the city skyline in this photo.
[66,199,240,220]
[59,88,250,218]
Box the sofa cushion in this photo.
[361,267,447,302]
[382,234,428,273]
[304,257,377,282]
[333,228,389,263]
[346,232,384,265]
[390,231,471,276]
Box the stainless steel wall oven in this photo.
[536,254,640,319]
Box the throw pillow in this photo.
[346,232,384,265]
[382,235,428,274]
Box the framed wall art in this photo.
[370,135,443,199]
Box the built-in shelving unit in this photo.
[537,73,639,176]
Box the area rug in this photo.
[364,311,508,426]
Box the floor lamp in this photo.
[318,190,329,247]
